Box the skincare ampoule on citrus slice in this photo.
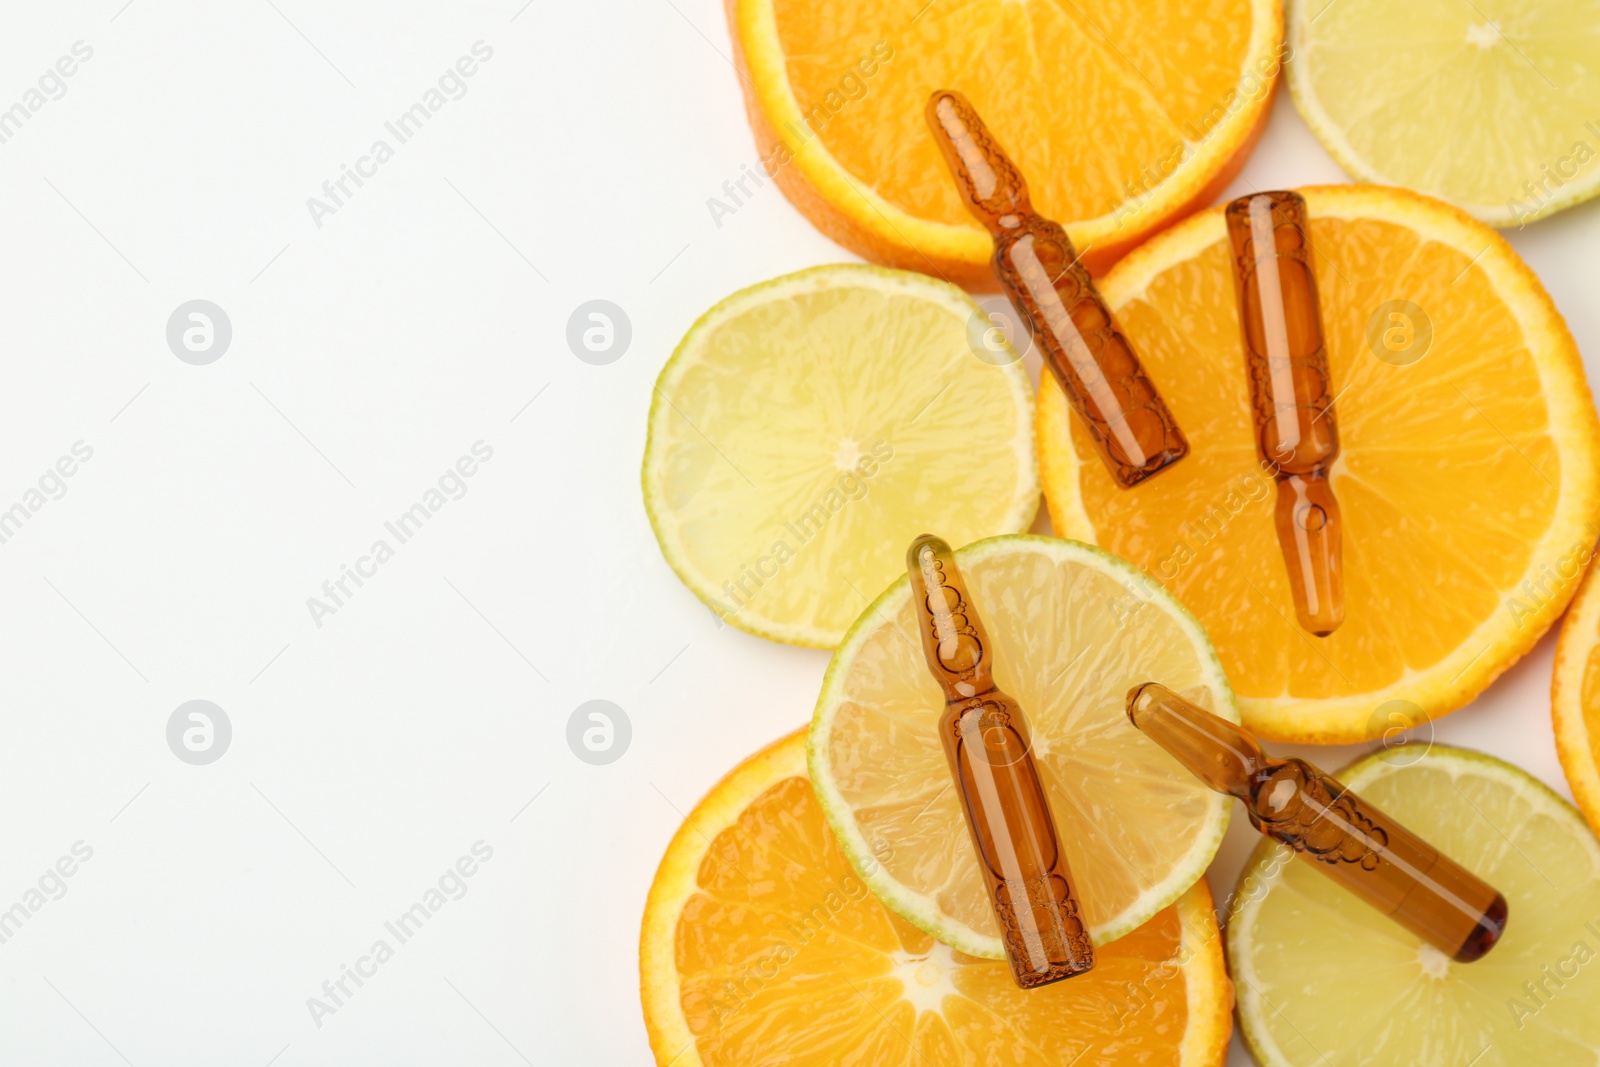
[908,534,1094,987]
[1129,683,1507,962]
[926,90,1188,488]
[1225,191,1344,635]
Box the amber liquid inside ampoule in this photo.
[926,90,1187,488]
[1127,683,1507,962]
[1225,191,1344,635]
[908,534,1094,987]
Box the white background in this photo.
[0,2,1596,1064]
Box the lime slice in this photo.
[1231,744,1600,1066]
[809,534,1236,958]
[643,264,1038,649]
[1287,0,1600,225]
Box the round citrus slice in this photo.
[1552,553,1600,838]
[1039,184,1600,743]
[725,0,1284,285]
[1229,745,1600,1066]
[640,729,1233,1067]
[643,264,1038,649]
[1287,0,1600,226]
[809,534,1236,958]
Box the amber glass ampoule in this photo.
[925,90,1187,488]
[1127,683,1507,962]
[908,534,1094,987]
[1225,191,1344,635]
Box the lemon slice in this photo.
[640,729,1234,1067]
[1287,0,1600,225]
[809,534,1236,958]
[643,264,1038,649]
[1231,744,1600,1066]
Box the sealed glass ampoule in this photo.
[1128,682,1507,962]
[926,90,1187,488]
[908,534,1094,987]
[1225,190,1344,635]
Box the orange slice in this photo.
[1552,552,1600,838]
[1038,184,1600,743]
[724,0,1283,285]
[640,730,1233,1067]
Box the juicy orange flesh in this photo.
[1581,642,1600,774]
[770,0,1259,226]
[1068,216,1558,700]
[675,775,1193,1065]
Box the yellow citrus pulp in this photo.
[1287,0,1600,226]
[643,264,1038,649]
